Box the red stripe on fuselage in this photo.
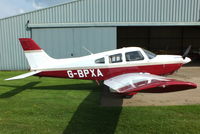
[36,63,183,80]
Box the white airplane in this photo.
[6,38,197,97]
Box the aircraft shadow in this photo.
[0,82,123,133]
[63,87,123,134]
[100,85,124,107]
[0,83,96,91]
[0,82,40,98]
[33,83,96,91]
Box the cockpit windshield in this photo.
[143,49,157,59]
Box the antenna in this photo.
[82,46,93,55]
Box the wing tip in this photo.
[5,77,17,81]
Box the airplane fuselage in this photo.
[35,47,188,80]
[37,63,182,80]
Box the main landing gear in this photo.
[123,95,134,99]
[122,92,137,99]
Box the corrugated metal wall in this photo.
[0,16,31,70]
[0,0,200,70]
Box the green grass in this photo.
[0,71,200,134]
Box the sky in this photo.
[0,0,74,19]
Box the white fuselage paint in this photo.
[26,47,189,72]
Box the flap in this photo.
[104,73,197,94]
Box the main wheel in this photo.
[123,95,134,99]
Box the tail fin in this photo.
[19,38,54,70]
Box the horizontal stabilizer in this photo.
[5,71,41,81]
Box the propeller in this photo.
[182,45,191,59]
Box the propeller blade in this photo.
[183,45,191,59]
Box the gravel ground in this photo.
[101,67,200,106]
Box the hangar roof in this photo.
[1,0,200,24]
[28,22,200,28]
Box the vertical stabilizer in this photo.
[19,38,54,70]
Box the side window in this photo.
[109,53,122,63]
[95,57,105,64]
[125,51,144,61]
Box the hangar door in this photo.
[31,27,116,58]
[118,26,200,59]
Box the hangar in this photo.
[0,0,200,70]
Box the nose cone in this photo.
[183,57,191,64]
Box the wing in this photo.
[104,73,197,95]
[5,71,41,80]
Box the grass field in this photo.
[0,71,200,134]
